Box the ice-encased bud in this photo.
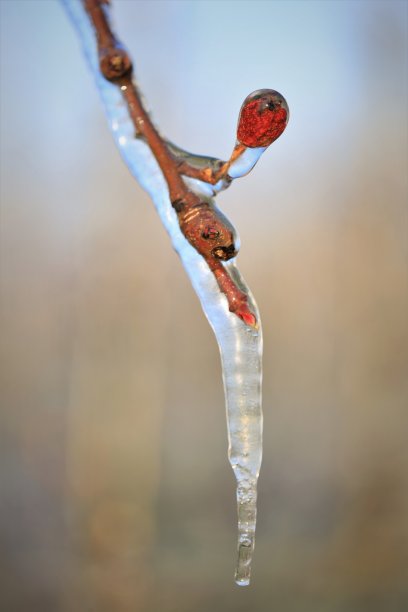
[237,89,289,148]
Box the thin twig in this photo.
[173,143,246,185]
[83,0,257,327]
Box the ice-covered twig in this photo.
[62,0,288,586]
[170,87,289,191]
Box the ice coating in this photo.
[63,0,263,585]
[228,146,267,179]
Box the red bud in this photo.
[237,89,289,148]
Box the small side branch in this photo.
[172,143,246,186]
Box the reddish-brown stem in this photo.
[207,260,257,328]
[83,0,256,327]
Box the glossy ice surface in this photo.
[63,0,263,585]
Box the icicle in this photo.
[62,0,289,585]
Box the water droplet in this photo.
[235,536,254,586]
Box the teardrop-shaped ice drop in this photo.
[236,89,289,148]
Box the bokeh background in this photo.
[1,1,407,611]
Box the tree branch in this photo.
[81,0,288,328]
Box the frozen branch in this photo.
[62,0,289,586]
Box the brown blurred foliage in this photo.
[1,1,407,611]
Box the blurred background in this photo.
[1,1,407,610]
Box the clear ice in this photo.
[63,0,263,585]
